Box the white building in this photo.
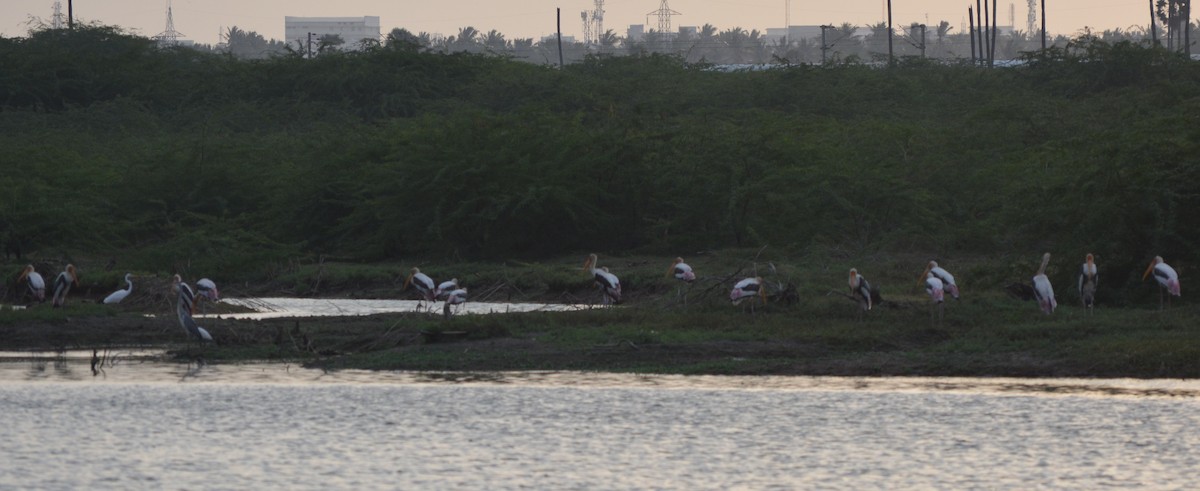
[284,16,381,50]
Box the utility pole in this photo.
[887,0,894,66]
[1186,0,1192,57]
[820,24,834,64]
[990,0,998,66]
[307,32,315,58]
[969,7,977,64]
[1040,0,1046,50]
[1150,0,1159,46]
[556,8,564,67]
[976,0,984,64]
[915,24,927,58]
[982,0,990,63]
[68,0,74,29]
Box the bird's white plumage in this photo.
[849,268,872,311]
[669,258,696,283]
[445,288,468,305]
[51,264,77,307]
[1078,254,1098,309]
[196,278,219,301]
[404,268,437,301]
[584,254,621,305]
[175,280,214,342]
[103,273,134,304]
[436,279,459,300]
[1033,253,1056,314]
[924,274,945,303]
[18,265,45,301]
[730,277,765,304]
[927,261,959,299]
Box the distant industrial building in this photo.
[284,16,381,50]
[539,34,578,44]
[764,26,824,44]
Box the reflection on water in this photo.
[2,351,1200,397]
[205,297,590,320]
[2,355,1199,489]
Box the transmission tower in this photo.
[646,0,682,37]
[50,1,67,29]
[594,0,605,40]
[581,11,594,44]
[152,0,185,46]
[581,0,607,45]
[1026,0,1036,34]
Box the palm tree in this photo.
[717,27,749,63]
[386,28,422,51]
[511,37,534,60]
[449,26,481,53]
[597,29,620,55]
[1156,0,1190,51]
[482,29,507,52]
[746,29,768,63]
[687,24,720,63]
[225,26,272,59]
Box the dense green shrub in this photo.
[1,27,1198,300]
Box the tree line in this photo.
[1,25,1198,302]
[196,16,1200,65]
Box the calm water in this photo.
[206,297,590,320]
[2,353,1198,489]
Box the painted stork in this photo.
[584,254,621,305]
[17,264,45,303]
[1143,256,1180,310]
[103,273,135,305]
[51,264,78,308]
[174,276,213,343]
[730,277,767,313]
[403,267,437,309]
[1032,252,1056,315]
[849,268,872,316]
[196,278,219,301]
[923,272,945,323]
[920,260,959,300]
[443,288,468,318]
[435,278,460,301]
[1078,253,1097,313]
[667,257,695,307]
[668,257,696,283]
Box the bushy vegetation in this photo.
[2,26,1199,304]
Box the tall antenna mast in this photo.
[594,0,605,39]
[581,11,593,44]
[152,0,185,46]
[1026,0,1036,34]
[581,0,606,45]
[50,1,66,29]
[785,0,791,44]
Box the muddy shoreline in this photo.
[2,303,1195,379]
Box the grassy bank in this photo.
[2,252,1196,378]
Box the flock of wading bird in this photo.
[15,263,219,344]
[555,252,1182,321]
[9,251,1184,344]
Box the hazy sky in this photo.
[1,1,1157,45]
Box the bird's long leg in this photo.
[1160,287,1165,311]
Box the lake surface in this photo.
[2,352,1198,489]
[205,297,590,320]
